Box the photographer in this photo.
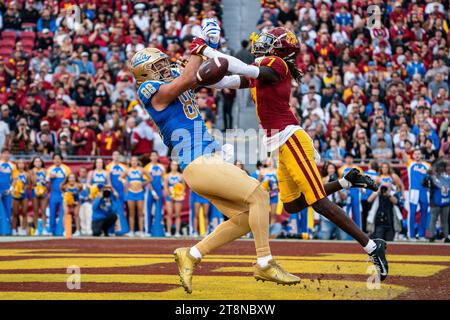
[367,183,402,241]
[91,186,119,237]
[426,160,450,242]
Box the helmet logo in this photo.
[132,52,151,68]
[286,32,297,45]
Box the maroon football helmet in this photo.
[251,27,300,60]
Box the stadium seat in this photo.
[1,31,17,40]
[20,31,36,41]
[0,39,16,48]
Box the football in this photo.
[196,57,229,86]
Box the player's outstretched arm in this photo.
[151,55,203,110]
[190,38,280,83]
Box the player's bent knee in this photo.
[247,186,269,205]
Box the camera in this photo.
[102,189,111,198]
[380,185,388,194]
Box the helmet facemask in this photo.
[251,32,281,57]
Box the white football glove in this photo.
[201,18,221,49]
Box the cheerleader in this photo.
[61,173,82,236]
[164,161,185,237]
[259,158,280,223]
[122,156,156,237]
[11,159,30,236]
[30,156,49,236]
[46,154,71,236]
[144,151,165,236]
[87,158,111,192]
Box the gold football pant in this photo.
[183,154,271,258]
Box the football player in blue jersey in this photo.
[130,48,300,293]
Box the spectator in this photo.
[97,122,121,156]
[36,8,56,33]
[29,48,51,74]
[131,117,154,157]
[373,138,393,160]
[75,52,95,76]
[10,118,32,155]
[72,119,96,156]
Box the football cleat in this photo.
[344,168,378,191]
[254,260,300,285]
[174,247,200,294]
[368,239,389,281]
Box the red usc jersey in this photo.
[97,131,121,156]
[248,56,298,136]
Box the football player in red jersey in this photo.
[190,27,389,281]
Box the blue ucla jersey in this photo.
[107,162,127,190]
[262,171,279,197]
[361,169,379,200]
[137,70,220,170]
[127,168,145,184]
[66,185,80,201]
[145,163,165,191]
[91,170,108,186]
[0,161,17,192]
[16,172,28,186]
[34,169,46,185]
[167,174,182,188]
[379,174,394,185]
[46,164,71,196]
[407,160,430,190]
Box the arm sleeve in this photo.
[207,75,242,89]
[203,47,260,79]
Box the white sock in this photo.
[257,255,273,268]
[189,246,202,260]
[339,178,351,189]
[364,239,377,254]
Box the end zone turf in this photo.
[0,238,448,300]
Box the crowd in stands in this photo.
[258,0,449,165]
[0,0,224,158]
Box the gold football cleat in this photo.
[254,260,301,286]
[174,247,200,294]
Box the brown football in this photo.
[196,57,229,86]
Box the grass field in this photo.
[0,238,449,300]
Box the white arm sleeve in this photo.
[203,46,260,79]
[207,75,241,89]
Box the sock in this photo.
[364,239,377,254]
[257,255,273,268]
[339,178,351,189]
[189,246,202,260]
